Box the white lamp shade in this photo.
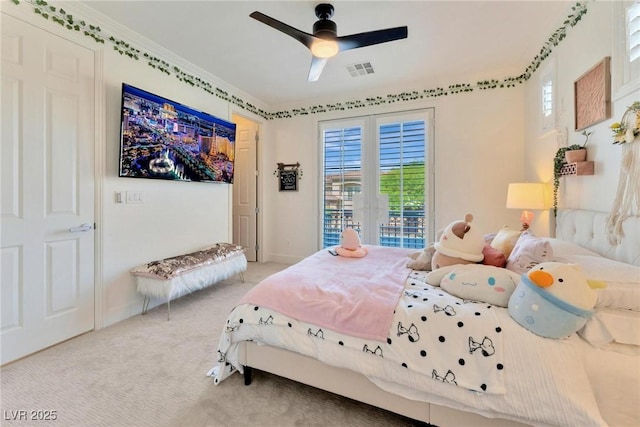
[506,183,547,210]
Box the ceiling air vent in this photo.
[346,62,375,77]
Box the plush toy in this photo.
[431,213,485,270]
[335,228,368,258]
[425,264,520,307]
[508,262,606,339]
[407,230,443,271]
[407,244,436,270]
[505,231,554,275]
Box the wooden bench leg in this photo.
[167,297,171,321]
[244,366,253,385]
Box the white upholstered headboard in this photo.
[556,209,640,266]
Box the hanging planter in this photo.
[552,131,591,215]
[565,148,587,163]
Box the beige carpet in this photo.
[0,262,422,427]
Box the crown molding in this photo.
[8,0,589,121]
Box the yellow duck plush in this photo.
[508,262,606,339]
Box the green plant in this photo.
[553,144,583,215]
[580,130,591,147]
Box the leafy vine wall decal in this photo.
[11,0,588,120]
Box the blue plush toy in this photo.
[508,262,606,339]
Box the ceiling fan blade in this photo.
[251,6,409,82]
[250,11,315,49]
[308,56,328,82]
[337,26,408,52]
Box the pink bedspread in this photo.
[239,245,413,342]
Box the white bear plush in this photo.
[425,264,520,307]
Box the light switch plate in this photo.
[126,191,143,203]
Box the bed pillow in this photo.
[482,244,506,267]
[568,255,640,311]
[579,308,640,347]
[489,226,521,258]
[506,232,554,275]
[544,237,601,258]
[545,239,640,311]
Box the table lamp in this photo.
[506,183,546,231]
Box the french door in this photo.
[320,109,434,249]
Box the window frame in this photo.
[613,0,640,99]
[539,58,556,135]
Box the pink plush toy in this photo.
[335,228,368,258]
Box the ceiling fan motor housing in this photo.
[313,19,337,39]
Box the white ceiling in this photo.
[78,0,575,107]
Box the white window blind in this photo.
[629,1,640,62]
[539,58,556,134]
[321,125,363,248]
[320,111,433,249]
[378,120,426,248]
[542,80,553,117]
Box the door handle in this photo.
[69,223,93,233]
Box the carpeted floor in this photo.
[0,262,422,427]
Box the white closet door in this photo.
[1,13,95,364]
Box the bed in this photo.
[209,209,640,427]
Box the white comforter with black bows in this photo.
[210,249,605,426]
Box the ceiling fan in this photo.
[250,3,408,82]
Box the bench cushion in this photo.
[131,243,245,280]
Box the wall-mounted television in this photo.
[118,83,236,184]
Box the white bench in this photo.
[131,243,247,320]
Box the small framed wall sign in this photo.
[274,162,302,191]
[279,170,297,191]
[574,56,611,131]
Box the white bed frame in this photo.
[238,341,523,426]
[555,209,640,266]
[238,209,639,426]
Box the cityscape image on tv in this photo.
[118,84,236,183]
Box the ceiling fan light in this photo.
[311,40,339,58]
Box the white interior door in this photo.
[1,13,96,365]
[232,114,258,261]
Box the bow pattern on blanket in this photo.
[393,270,505,393]
[212,269,505,394]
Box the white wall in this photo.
[7,0,623,327]
[523,1,636,235]
[263,87,526,263]
[101,56,235,323]
[1,3,267,326]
